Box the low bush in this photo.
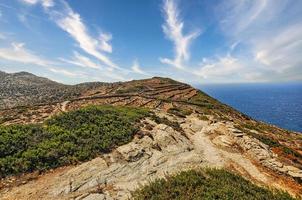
[0,105,149,178]
[115,85,148,94]
[198,115,209,121]
[167,107,192,118]
[132,168,297,200]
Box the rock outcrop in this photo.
[1,112,301,199]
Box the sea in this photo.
[197,83,302,133]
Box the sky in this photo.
[0,0,301,84]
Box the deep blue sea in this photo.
[198,83,302,133]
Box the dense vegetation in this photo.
[0,105,149,178]
[133,169,297,200]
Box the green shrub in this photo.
[132,168,297,200]
[198,115,209,121]
[189,92,216,109]
[0,105,149,178]
[167,107,192,118]
[115,85,147,94]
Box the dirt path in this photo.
[183,115,300,194]
[61,101,70,112]
[184,117,270,184]
[191,128,225,167]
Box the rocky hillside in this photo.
[0,72,301,199]
[0,71,105,109]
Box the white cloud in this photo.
[19,0,127,82]
[60,51,101,69]
[187,53,273,83]
[0,42,53,67]
[219,0,269,36]
[215,0,302,82]
[254,23,302,73]
[22,0,38,4]
[49,3,117,68]
[17,0,126,81]
[41,0,54,8]
[160,0,200,69]
[0,42,87,79]
[0,43,125,81]
[48,67,80,77]
[131,60,148,75]
[194,55,244,80]
[21,0,115,67]
[99,33,112,53]
[21,0,54,8]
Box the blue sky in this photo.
[0,0,301,84]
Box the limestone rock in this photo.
[212,135,234,147]
[288,171,302,179]
[81,194,106,200]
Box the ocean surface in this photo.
[198,83,302,133]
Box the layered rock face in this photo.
[0,74,301,199]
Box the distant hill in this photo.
[0,71,105,109]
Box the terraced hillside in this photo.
[0,77,239,124]
[0,75,301,199]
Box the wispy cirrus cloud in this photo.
[192,54,266,83]
[48,67,80,77]
[21,0,117,69]
[131,60,149,76]
[60,51,101,69]
[0,42,86,77]
[0,42,53,67]
[48,2,117,69]
[200,0,302,82]
[254,23,302,73]
[160,0,200,69]
[218,0,269,37]
[16,0,126,81]
[21,0,54,8]
[98,33,113,53]
[195,55,243,80]
[10,0,301,83]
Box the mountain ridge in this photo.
[0,70,108,109]
[0,70,182,110]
